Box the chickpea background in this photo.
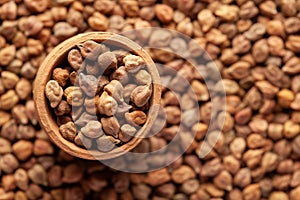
[0,0,300,199]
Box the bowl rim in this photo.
[33,32,161,160]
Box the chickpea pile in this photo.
[45,40,153,152]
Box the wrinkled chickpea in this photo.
[0,46,16,66]
[26,183,43,199]
[12,140,33,161]
[68,49,83,70]
[15,78,32,100]
[59,122,76,141]
[74,112,96,127]
[27,39,44,56]
[0,154,19,174]
[197,9,216,33]
[98,91,118,116]
[28,164,47,186]
[135,70,152,85]
[65,86,84,106]
[101,116,120,138]
[104,80,124,102]
[110,66,129,84]
[74,132,93,149]
[1,71,19,89]
[24,16,43,36]
[0,90,19,110]
[98,51,117,72]
[52,68,69,87]
[120,124,136,142]
[96,135,120,152]
[45,80,63,108]
[14,168,29,191]
[125,111,147,126]
[120,0,139,17]
[81,121,104,139]
[155,4,174,24]
[53,22,78,40]
[123,54,145,73]
[78,73,98,97]
[54,101,71,116]
[88,12,109,31]
[78,40,107,60]
[84,97,97,114]
[131,85,152,107]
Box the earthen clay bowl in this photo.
[33,32,161,160]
